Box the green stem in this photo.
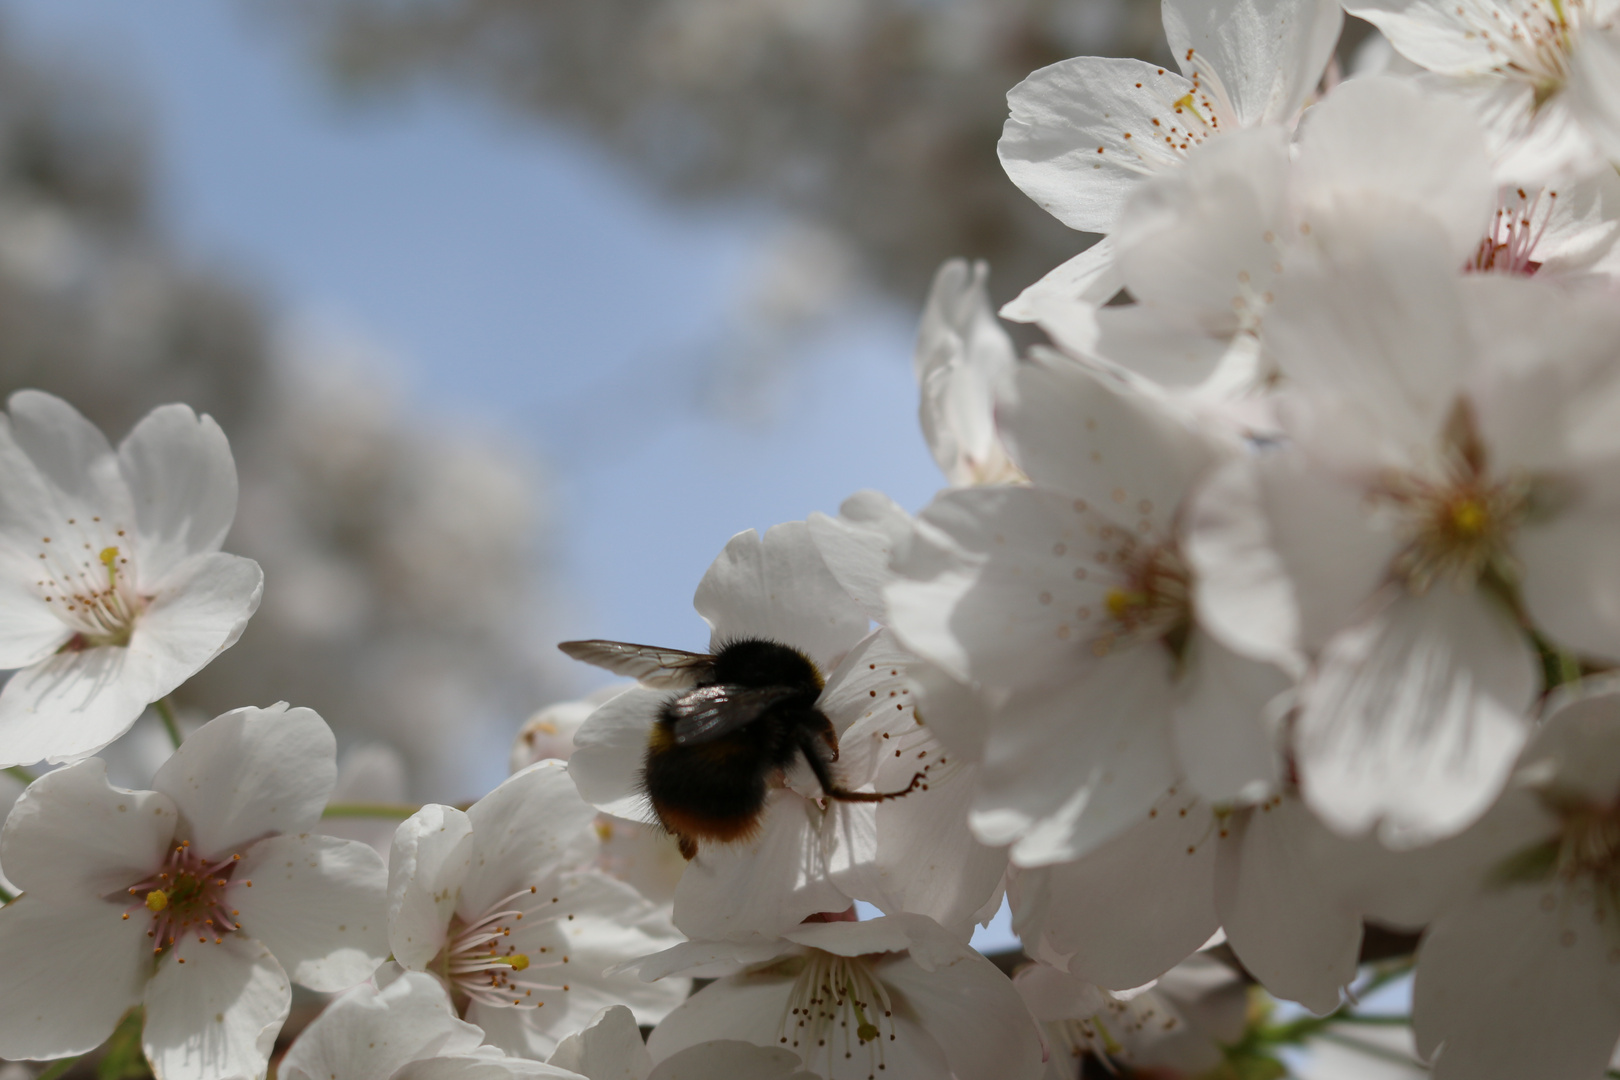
[154,698,182,750]
[36,1055,81,1080]
[5,765,35,786]
[322,802,422,819]
[0,884,14,904]
[1329,1013,1413,1026]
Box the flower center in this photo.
[34,516,144,648]
[771,948,897,1080]
[1455,0,1601,105]
[1095,540,1193,662]
[436,885,574,1009]
[1469,187,1552,276]
[1555,801,1620,887]
[122,841,242,958]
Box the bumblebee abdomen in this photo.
[642,733,771,841]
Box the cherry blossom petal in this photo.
[117,404,239,589]
[1172,630,1287,804]
[1215,797,1361,1014]
[1519,503,1620,662]
[461,761,599,919]
[0,646,154,768]
[975,648,1178,866]
[807,491,912,625]
[693,524,868,674]
[1012,787,1219,989]
[1161,0,1342,126]
[392,1056,585,1080]
[142,935,291,1080]
[0,891,149,1059]
[999,354,1221,518]
[1568,26,1620,162]
[547,1005,653,1080]
[1413,884,1620,1080]
[876,948,1046,1080]
[129,549,263,691]
[388,804,475,971]
[0,757,175,896]
[3,390,126,519]
[279,972,485,1080]
[153,704,335,855]
[568,688,663,825]
[649,1042,818,1080]
[1297,588,1538,847]
[999,58,1200,234]
[998,239,1119,356]
[233,832,388,992]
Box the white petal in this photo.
[1292,77,1494,262]
[233,833,388,992]
[1172,630,1287,804]
[1342,0,1509,74]
[143,936,291,1080]
[547,1004,653,1080]
[154,704,335,855]
[0,564,71,672]
[0,891,149,1059]
[999,58,1198,234]
[128,550,263,696]
[0,646,154,768]
[280,971,484,1080]
[1215,798,1361,1014]
[1092,307,1249,389]
[649,1042,816,1080]
[1011,787,1219,989]
[388,804,474,972]
[875,948,1046,1080]
[461,761,598,919]
[3,391,125,518]
[568,688,663,825]
[806,491,912,624]
[673,791,856,940]
[1568,27,1620,163]
[0,757,175,896]
[1297,589,1538,847]
[1414,884,1620,1080]
[392,1056,586,1080]
[693,523,868,674]
[999,353,1222,518]
[118,404,239,588]
[998,240,1120,357]
[1161,0,1342,125]
[1519,503,1620,663]
[975,649,1178,866]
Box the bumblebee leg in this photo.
[677,834,698,860]
[798,734,927,803]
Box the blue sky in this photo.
[1,0,1018,948]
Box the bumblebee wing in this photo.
[668,684,803,745]
[557,640,714,689]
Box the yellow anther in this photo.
[1172,93,1207,124]
[857,1023,880,1042]
[100,546,120,585]
[1450,498,1489,538]
[1106,589,1145,620]
[593,821,614,842]
[145,889,169,912]
[496,954,530,971]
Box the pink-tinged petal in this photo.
[1297,588,1538,847]
[392,1055,586,1080]
[1162,0,1342,125]
[154,704,335,855]
[693,524,868,675]
[649,1042,817,1080]
[0,891,149,1059]
[975,649,1177,866]
[0,757,175,896]
[547,1005,653,1080]
[1293,77,1493,263]
[232,833,388,992]
[1173,631,1288,804]
[143,935,290,1080]
[1215,797,1360,1014]
[673,791,857,940]
[461,761,599,919]
[807,492,911,625]
[388,804,474,972]
[998,239,1119,357]
[569,687,663,824]
[876,948,1046,1080]
[280,971,485,1080]
[999,58,1198,234]
[1414,884,1620,1080]
[118,404,238,588]
[1011,786,1218,989]
[1000,354,1223,518]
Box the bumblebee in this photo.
[559,637,925,859]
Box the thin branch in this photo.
[154,698,182,750]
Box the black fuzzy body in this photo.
[641,638,833,853]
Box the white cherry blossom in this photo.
[387,761,687,1059]
[549,1005,819,1080]
[636,913,1045,1080]
[0,703,388,1080]
[280,970,584,1080]
[0,392,263,767]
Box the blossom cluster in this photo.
[1,0,1620,1077]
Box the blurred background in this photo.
[0,0,1173,802]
